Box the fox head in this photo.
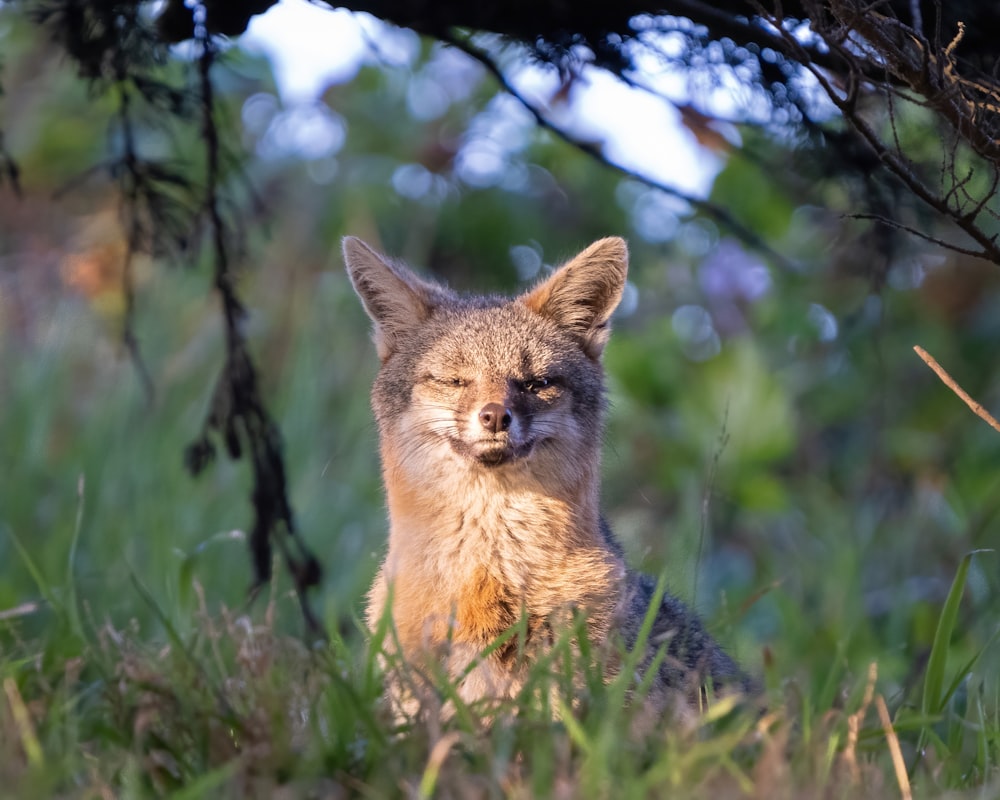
[343,237,628,496]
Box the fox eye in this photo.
[432,375,466,388]
[522,377,551,393]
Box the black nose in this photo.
[479,403,512,433]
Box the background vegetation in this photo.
[1,4,999,796]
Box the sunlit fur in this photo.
[344,235,751,721]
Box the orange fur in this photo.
[454,566,517,645]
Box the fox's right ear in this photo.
[522,237,628,360]
[343,237,447,361]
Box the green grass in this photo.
[2,259,999,798]
[2,564,996,798]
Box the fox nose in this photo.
[478,403,512,433]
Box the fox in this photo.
[343,234,753,721]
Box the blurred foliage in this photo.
[0,4,999,751]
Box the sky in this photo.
[242,0,721,198]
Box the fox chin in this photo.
[343,234,754,723]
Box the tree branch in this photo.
[913,346,1000,435]
[845,213,994,260]
[757,1,1000,264]
[442,32,799,271]
[189,38,325,641]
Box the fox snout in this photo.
[414,380,537,468]
[478,402,512,434]
[464,395,526,467]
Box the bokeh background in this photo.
[2,4,998,710]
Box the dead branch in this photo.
[757,0,1000,264]
[913,345,1000,435]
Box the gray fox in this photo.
[343,235,752,720]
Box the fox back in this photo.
[344,236,750,718]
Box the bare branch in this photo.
[846,213,995,259]
[757,1,1000,264]
[913,345,1000,435]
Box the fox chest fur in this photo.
[344,235,751,715]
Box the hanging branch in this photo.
[183,36,325,641]
[115,80,156,405]
[0,131,21,195]
[28,1,325,637]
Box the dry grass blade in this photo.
[0,603,40,622]
[842,661,878,785]
[3,678,42,767]
[417,732,462,799]
[875,694,912,800]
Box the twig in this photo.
[913,346,1000,434]
[845,213,995,261]
[757,3,1000,267]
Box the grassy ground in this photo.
[1,255,998,798]
[1,562,994,798]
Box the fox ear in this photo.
[343,237,448,361]
[522,237,628,359]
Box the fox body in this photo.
[344,235,750,717]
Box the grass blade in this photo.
[3,677,43,768]
[939,624,1000,713]
[922,550,991,717]
[65,473,85,639]
[4,526,62,618]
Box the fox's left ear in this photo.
[522,237,628,359]
[343,236,452,361]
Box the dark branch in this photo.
[188,38,325,641]
[757,1,1000,264]
[846,212,995,259]
[442,31,799,271]
[0,131,21,196]
[117,82,156,405]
